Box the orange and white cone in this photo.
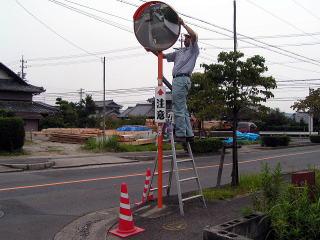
[136,168,154,206]
[142,168,154,202]
[109,183,145,238]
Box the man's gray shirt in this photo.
[164,41,199,77]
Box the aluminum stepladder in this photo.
[147,120,207,216]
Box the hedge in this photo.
[0,117,25,151]
[186,138,223,153]
[310,135,320,143]
[261,135,290,147]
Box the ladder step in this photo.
[176,158,193,163]
[179,176,198,182]
[150,185,169,192]
[154,170,171,175]
[182,194,203,202]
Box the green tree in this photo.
[55,97,78,127]
[189,72,225,121]
[0,109,15,117]
[291,88,320,117]
[292,88,320,132]
[77,95,96,128]
[201,51,276,185]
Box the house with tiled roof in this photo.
[119,92,172,119]
[0,62,57,131]
[94,100,123,119]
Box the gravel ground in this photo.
[108,196,252,240]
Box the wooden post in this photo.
[216,145,226,187]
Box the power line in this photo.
[204,41,320,49]
[277,78,320,83]
[48,0,133,33]
[245,0,320,42]
[62,0,132,22]
[118,0,320,67]
[28,46,141,62]
[291,0,320,22]
[15,0,99,59]
[49,0,320,71]
[28,52,148,67]
[200,32,320,40]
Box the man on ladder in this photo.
[154,17,199,143]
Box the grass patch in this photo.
[203,172,263,201]
[82,136,183,152]
[119,143,182,152]
[0,149,28,156]
[46,146,64,153]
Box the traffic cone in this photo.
[136,168,154,206]
[109,183,145,238]
[142,168,154,202]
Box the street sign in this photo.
[133,1,180,52]
[155,86,166,123]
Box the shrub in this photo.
[83,136,121,152]
[261,135,290,147]
[39,114,65,130]
[0,109,15,117]
[0,117,25,151]
[310,135,320,143]
[269,186,320,240]
[187,138,223,153]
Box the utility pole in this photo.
[103,57,106,138]
[79,88,84,102]
[231,0,239,186]
[309,87,313,136]
[19,55,27,81]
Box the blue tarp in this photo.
[223,131,260,144]
[116,125,151,131]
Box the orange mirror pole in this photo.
[157,51,163,209]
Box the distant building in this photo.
[94,100,122,119]
[0,62,57,131]
[293,112,309,124]
[119,103,154,118]
[120,92,172,118]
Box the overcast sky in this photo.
[2,0,320,113]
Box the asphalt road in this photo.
[0,145,320,240]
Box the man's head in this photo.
[183,34,191,47]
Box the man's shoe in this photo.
[186,136,194,142]
[174,136,186,143]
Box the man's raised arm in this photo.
[179,18,198,43]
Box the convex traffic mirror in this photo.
[133,1,180,52]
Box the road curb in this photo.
[52,160,139,169]
[2,161,55,170]
[253,142,320,150]
[54,208,118,240]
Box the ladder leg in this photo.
[187,142,207,209]
[171,131,184,216]
[146,149,158,201]
[166,155,174,196]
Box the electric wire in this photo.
[245,0,320,42]
[291,0,320,22]
[120,0,320,67]
[28,46,141,62]
[16,0,99,60]
[61,0,132,22]
[200,32,320,41]
[48,0,133,33]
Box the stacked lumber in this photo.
[39,128,156,145]
[42,128,103,144]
